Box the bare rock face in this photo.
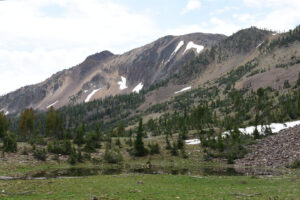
[0,32,226,114]
[235,125,300,168]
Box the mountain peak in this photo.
[85,50,114,61]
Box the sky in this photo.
[0,0,300,95]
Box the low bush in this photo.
[33,148,47,161]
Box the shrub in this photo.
[84,131,101,152]
[33,148,47,161]
[170,143,178,156]
[288,159,300,169]
[103,146,123,164]
[2,132,17,153]
[47,140,72,155]
[148,143,160,155]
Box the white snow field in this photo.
[184,41,204,54]
[46,101,59,109]
[117,76,128,90]
[174,86,192,94]
[5,111,9,115]
[85,88,101,103]
[132,83,143,93]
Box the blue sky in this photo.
[0,0,300,95]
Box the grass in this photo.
[1,174,300,200]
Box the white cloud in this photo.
[210,6,239,16]
[0,0,160,95]
[181,0,201,15]
[166,17,240,36]
[243,0,300,31]
[232,13,255,22]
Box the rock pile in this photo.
[235,125,300,168]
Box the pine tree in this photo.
[134,119,147,156]
[3,131,17,152]
[45,107,55,137]
[253,127,260,139]
[0,112,8,139]
[19,108,35,140]
[116,121,125,137]
[296,72,300,87]
[74,124,85,146]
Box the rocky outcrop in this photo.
[235,125,300,168]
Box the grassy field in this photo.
[1,174,300,200]
[0,137,299,200]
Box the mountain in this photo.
[0,33,226,114]
[2,26,300,117]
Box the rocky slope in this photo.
[235,125,300,168]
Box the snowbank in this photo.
[85,88,101,103]
[223,120,300,136]
[118,76,128,90]
[174,86,191,94]
[171,41,184,56]
[132,83,143,93]
[184,41,204,54]
[46,101,59,109]
[185,139,201,145]
[256,42,264,48]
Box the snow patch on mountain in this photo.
[5,111,9,115]
[47,101,59,109]
[171,41,184,56]
[184,41,204,54]
[132,83,143,93]
[256,42,264,48]
[118,76,128,90]
[175,86,191,94]
[185,139,200,145]
[85,88,101,103]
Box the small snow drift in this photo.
[175,86,191,94]
[256,42,264,48]
[184,41,204,54]
[171,41,184,56]
[46,101,59,109]
[84,90,88,93]
[117,76,128,90]
[85,88,101,103]
[5,111,9,115]
[222,120,300,137]
[272,33,278,36]
[132,83,143,93]
[185,139,200,145]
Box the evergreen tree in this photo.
[74,124,85,146]
[253,127,260,139]
[19,108,35,140]
[296,72,300,87]
[45,107,55,137]
[2,131,17,152]
[134,119,147,156]
[0,112,8,139]
[116,121,125,137]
